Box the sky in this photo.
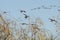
[0,0,60,37]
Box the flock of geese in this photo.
[2,5,60,14]
[1,5,60,25]
[20,5,60,13]
[20,5,60,23]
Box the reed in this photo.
[0,13,54,40]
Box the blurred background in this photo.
[0,0,60,40]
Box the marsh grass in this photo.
[0,13,54,40]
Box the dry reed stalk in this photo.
[0,14,16,40]
[36,18,44,26]
[39,30,46,40]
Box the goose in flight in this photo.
[20,10,26,13]
[23,14,29,19]
[49,18,57,23]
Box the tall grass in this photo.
[0,13,54,40]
